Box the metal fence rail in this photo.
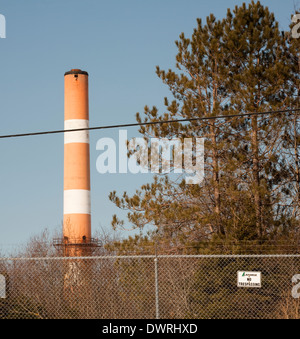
[0,255,299,319]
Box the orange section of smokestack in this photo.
[63,69,91,243]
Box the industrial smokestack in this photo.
[63,69,91,245]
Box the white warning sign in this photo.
[237,271,261,288]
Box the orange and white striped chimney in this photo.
[63,69,91,244]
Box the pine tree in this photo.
[280,10,300,223]
[203,2,292,240]
[110,12,236,247]
[109,1,297,251]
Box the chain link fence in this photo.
[0,255,299,319]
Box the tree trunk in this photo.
[293,114,300,212]
[210,122,225,236]
[251,115,263,238]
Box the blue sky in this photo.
[0,0,297,251]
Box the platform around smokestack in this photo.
[53,237,102,256]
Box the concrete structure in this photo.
[53,69,100,256]
[63,69,91,244]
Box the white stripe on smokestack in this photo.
[63,69,91,242]
[64,119,90,144]
[64,190,91,215]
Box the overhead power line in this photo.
[0,108,299,140]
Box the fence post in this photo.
[154,245,160,319]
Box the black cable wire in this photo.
[0,108,299,140]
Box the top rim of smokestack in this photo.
[64,69,89,76]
